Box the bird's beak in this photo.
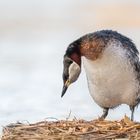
[61,80,71,97]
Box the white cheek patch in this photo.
[69,61,81,83]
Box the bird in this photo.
[61,30,140,121]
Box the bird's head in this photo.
[61,43,81,97]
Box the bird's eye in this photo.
[68,60,73,65]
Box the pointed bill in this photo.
[61,80,71,97]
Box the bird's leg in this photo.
[130,106,135,121]
[99,108,109,120]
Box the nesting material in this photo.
[2,116,140,140]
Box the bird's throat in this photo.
[70,53,81,67]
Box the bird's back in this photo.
[79,30,140,108]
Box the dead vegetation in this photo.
[1,116,140,140]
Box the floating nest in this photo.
[1,116,140,140]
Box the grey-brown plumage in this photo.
[62,30,140,121]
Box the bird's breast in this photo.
[83,40,139,108]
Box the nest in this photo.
[1,116,140,140]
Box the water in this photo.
[0,0,140,135]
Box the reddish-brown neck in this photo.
[80,38,105,60]
[70,53,81,66]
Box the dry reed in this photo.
[1,116,140,140]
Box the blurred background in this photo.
[0,0,140,133]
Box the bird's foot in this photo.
[98,108,109,121]
[98,116,105,121]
